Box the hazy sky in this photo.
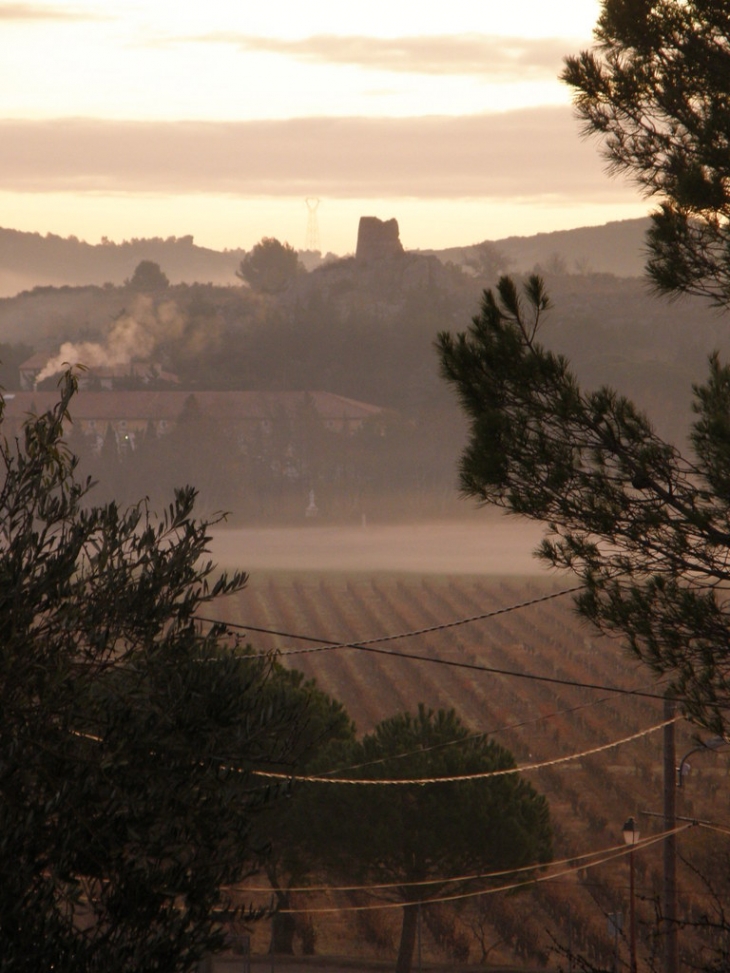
[1,0,647,254]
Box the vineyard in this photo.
[217,569,730,971]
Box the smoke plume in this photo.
[34,297,184,386]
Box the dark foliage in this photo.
[0,374,310,972]
[562,0,730,306]
[297,705,551,973]
[438,276,730,733]
[236,239,301,295]
[127,259,170,291]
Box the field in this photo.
[208,524,730,971]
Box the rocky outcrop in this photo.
[356,217,404,263]
[279,214,469,316]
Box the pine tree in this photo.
[437,274,730,732]
[298,706,551,973]
[562,0,730,306]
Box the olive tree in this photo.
[0,373,307,972]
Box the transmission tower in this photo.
[305,197,321,252]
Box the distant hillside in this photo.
[0,229,246,297]
[426,217,652,279]
[0,232,725,520]
[0,218,653,298]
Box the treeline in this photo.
[1,247,725,521]
[0,227,245,294]
[0,216,652,298]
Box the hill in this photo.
[0,228,246,296]
[422,217,651,279]
[0,218,652,298]
[0,218,725,525]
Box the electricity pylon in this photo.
[305,197,320,252]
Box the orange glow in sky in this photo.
[0,0,646,253]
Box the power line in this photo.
[251,716,680,785]
[273,826,695,914]
[200,584,582,651]
[698,821,730,838]
[230,834,679,895]
[85,698,670,792]
[295,642,669,701]
[319,689,657,777]
[198,584,674,702]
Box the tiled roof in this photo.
[18,352,55,371]
[19,357,179,383]
[0,390,383,422]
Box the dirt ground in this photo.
[215,956,393,973]
[208,517,547,577]
[207,517,552,973]
[214,955,538,973]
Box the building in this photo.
[0,389,384,453]
[19,355,178,392]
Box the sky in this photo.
[0,0,648,255]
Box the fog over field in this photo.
[209,516,548,575]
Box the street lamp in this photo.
[677,736,728,787]
[623,816,640,973]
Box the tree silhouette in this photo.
[236,238,301,294]
[438,273,730,733]
[127,259,170,291]
[299,706,551,973]
[562,0,730,306]
[0,374,309,971]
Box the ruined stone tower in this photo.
[355,217,404,262]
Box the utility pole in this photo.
[663,695,678,973]
[622,818,639,973]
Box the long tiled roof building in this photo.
[1,390,384,444]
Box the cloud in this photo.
[0,107,628,201]
[0,2,100,20]
[184,32,576,79]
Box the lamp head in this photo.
[622,816,640,845]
